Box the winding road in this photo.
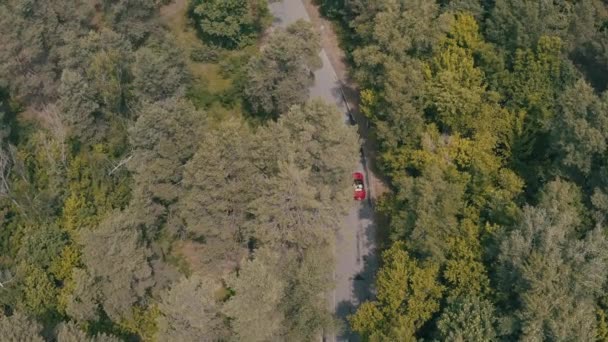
[269,1,378,341]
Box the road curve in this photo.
[268,1,378,341]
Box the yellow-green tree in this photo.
[349,242,443,341]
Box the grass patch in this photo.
[161,0,255,112]
[190,63,232,93]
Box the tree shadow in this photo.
[333,199,378,341]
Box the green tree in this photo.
[57,70,100,142]
[436,295,497,342]
[156,275,228,341]
[0,311,44,342]
[223,248,286,342]
[128,98,205,230]
[351,0,439,88]
[18,224,67,270]
[180,118,253,264]
[424,13,515,141]
[486,0,573,50]
[20,263,59,317]
[244,20,322,117]
[575,27,608,91]
[79,210,154,321]
[132,35,190,102]
[280,247,336,340]
[349,242,444,341]
[506,36,577,192]
[550,79,608,175]
[497,183,608,340]
[56,321,120,342]
[386,163,466,262]
[189,0,271,49]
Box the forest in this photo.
[3,0,608,341]
[317,0,608,340]
[0,0,359,340]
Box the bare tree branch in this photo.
[108,154,133,175]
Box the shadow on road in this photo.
[334,200,378,341]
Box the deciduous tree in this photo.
[56,321,120,342]
[550,79,608,175]
[156,275,228,341]
[132,35,190,102]
[189,0,271,49]
[497,183,608,340]
[0,311,44,342]
[64,268,100,322]
[57,70,100,142]
[349,242,443,341]
[436,295,497,342]
[244,20,321,117]
[180,118,253,263]
[128,98,205,229]
[223,248,286,342]
[79,210,154,321]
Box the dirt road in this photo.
[269,1,379,341]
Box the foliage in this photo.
[244,20,322,117]
[436,295,497,342]
[118,305,159,342]
[5,0,608,340]
[0,0,93,105]
[223,248,286,341]
[56,321,121,342]
[280,247,336,340]
[132,35,191,102]
[189,0,271,49]
[20,263,60,317]
[496,183,608,340]
[349,242,444,341]
[156,275,228,341]
[0,311,44,342]
[315,0,608,340]
[180,118,253,265]
[248,100,359,248]
[550,79,608,176]
[79,211,154,321]
[128,97,204,232]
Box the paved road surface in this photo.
[269,1,378,341]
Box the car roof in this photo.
[353,172,364,179]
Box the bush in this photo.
[189,0,272,49]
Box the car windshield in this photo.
[354,180,364,190]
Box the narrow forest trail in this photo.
[301,0,390,202]
[269,1,379,341]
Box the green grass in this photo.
[161,0,254,115]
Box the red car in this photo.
[353,172,366,201]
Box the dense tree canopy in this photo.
[317,0,608,340]
[156,275,227,341]
[0,0,362,337]
[4,0,608,340]
[244,20,322,117]
[189,0,271,48]
[0,311,44,342]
